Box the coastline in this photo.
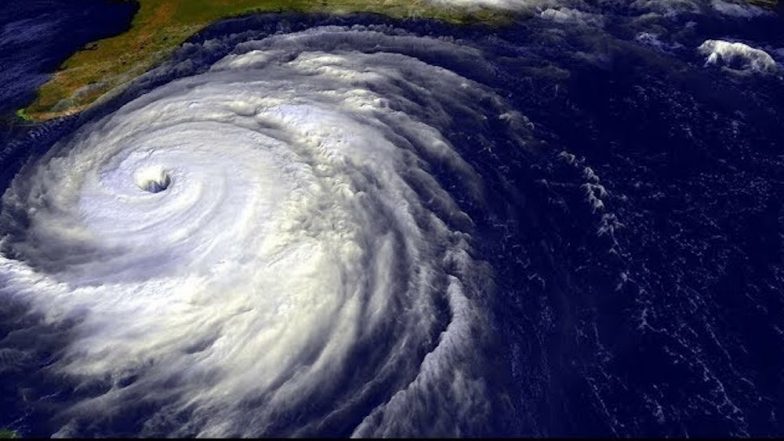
[20,0,507,122]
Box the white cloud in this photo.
[0,25,511,437]
[699,39,779,74]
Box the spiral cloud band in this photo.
[0,24,526,437]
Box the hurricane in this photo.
[0,24,526,437]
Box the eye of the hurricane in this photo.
[134,166,172,193]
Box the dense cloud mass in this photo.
[699,39,779,73]
[0,25,527,437]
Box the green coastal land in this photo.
[17,0,779,122]
[19,0,504,122]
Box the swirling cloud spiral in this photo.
[0,25,521,437]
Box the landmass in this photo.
[20,0,504,122]
[18,0,780,122]
[0,429,17,439]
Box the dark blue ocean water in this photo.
[1,1,784,437]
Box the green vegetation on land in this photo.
[21,0,504,121]
[15,109,32,122]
